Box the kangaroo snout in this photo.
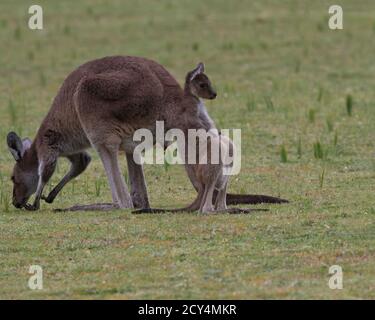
[13,198,26,209]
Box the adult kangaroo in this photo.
[6,56,287,211]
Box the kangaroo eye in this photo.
[200,83,207,88]
[11,176,15,182]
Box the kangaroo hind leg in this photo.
[75,95,133,210]
[214,183,228,211]
[97,144,133,209]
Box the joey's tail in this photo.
[225,193,288,204]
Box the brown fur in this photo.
[7,56,287,210]
[187,133,234,213]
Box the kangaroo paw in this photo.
[41,194,55,204]
[24,203,40,211]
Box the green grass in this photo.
[280,145,288,163]
[0,0,375,299]
[346,94,353,116]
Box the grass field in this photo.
[0,0,375,299]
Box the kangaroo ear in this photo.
[22,138,32,151]
[189,62,205,81]
[7,132,25,161]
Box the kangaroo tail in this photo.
[225,193,289,205]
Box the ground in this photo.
[0,0,374,299]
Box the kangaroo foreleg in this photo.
[42,152,91,204]
[25,157,57,211]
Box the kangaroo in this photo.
[134,69,267,214]
[6,56,287,211]
[135,132,234,214]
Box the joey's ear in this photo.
[197,62,205,73]
[7,132,24,161]
[189,62,205,81]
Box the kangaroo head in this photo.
[185,62,217,100]
[7,132,38,208]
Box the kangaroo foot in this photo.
[224,207,269,214]
[54,203,119,212]
[132,207,187,214]
[132,208,166,214]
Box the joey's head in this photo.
[185,62,217,100]
[7,132,38,209]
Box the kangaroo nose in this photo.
[13,201,22,209]
[13,197,25,209]
[211,92,217,99]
